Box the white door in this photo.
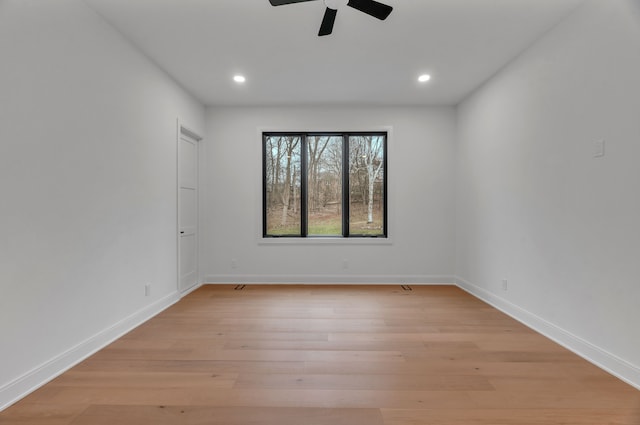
[178,126,201,292]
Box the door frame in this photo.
[177,119,203,295]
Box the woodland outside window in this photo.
[262,132,387,238]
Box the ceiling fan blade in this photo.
[269,0,317,5]
[347,0,392,20]
[318,7,338,36]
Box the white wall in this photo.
[3,0,638,411]
[0,0,204,409]
[456,0,640,387]
[202,106,456,284]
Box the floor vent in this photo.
[234,284,246,290]
[401,285,412,291]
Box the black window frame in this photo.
[262,131,388,239]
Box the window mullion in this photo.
[300,135,308,237]
[342,134,350,238]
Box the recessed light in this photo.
[418,74,431,83]
[233,75,246,83]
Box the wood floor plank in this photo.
[302,360,483,376]
[222,339,426,351]
[26,388,474,409]
[71,406,384,425]
[381,408,640,425]
[178,348,405,362]
[467,388,640,409]
[1,284,638,425]
[0,403,87,425]
[328,332,441,342]
[233,373,494,391]
[73,359,308,374]
[48,371,237,390]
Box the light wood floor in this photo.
[2,285,639,424]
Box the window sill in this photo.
[258,237,393,246]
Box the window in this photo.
[263,132,387,238]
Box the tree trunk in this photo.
[279,138,297,227]
[292,165,297,214]
[364,137,383,224]
[281,152,292,226]
[367,169,374,223]
[273,139,282,210]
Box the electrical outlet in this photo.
[501,279,508,291]
[231,259,237,269]
[342,259,349,270]
[145,283,151,297]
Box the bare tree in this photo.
[307,136,330,213]
[280,137,299,226]
[325,140,343,214]
[350,136,383,224]
[274,138,283,210]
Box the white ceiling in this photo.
[85,0,585,107]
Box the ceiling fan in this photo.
[269,0,393,36]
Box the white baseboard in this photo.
[180,282,203,297]
[204,274,455,285]
[0,291,181,411]
[455,276,640,391]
